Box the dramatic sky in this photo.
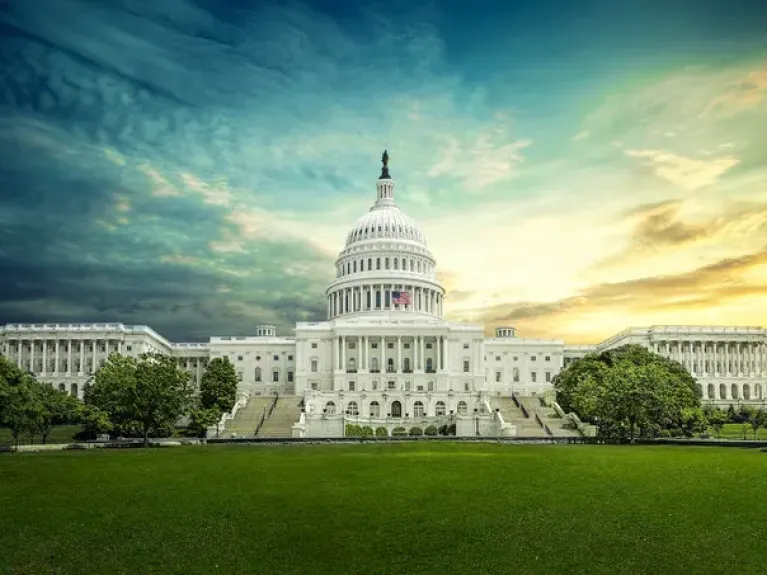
[1,0,766,344]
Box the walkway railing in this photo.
[254,393,280,436]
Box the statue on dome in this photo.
[380,150,391,179]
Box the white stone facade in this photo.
[2,159,767,434]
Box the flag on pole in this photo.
[392,290,411,305]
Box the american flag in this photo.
[392,290,411,305]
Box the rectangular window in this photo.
[495,356,501,362]
[463,361,470,373]
[310,382,318,390]
[288,355,293,361]
[348,381,355,392]
[531,356,537,361]
[372,380,379,390]
[372,343,378,349]
[388,380,396,390]
[464,382,470,391]
[288,371,294,382]
[531,372,537,382]
[545,356,551,362]
[545,371,551,383]
[237,372,243,382]
[273,355,279,361]
[272,371,279,382]
[404,343,410,349]
[311,360,318,373]
[387,343,394,349]
[426,343,432,349]
[237,355,243,361]
[463,343,469,349]
[311,343,318,349]
[349,343,356,349]
[126,345,132,352]
[495,371,501,382]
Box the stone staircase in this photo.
[221,396,275,438]
[519,395,581,438]
[490,396,547,437]
[256,395,302,438]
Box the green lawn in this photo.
[0,424,81,447]
[1,443,766,575]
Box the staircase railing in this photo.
[254,394,281,437]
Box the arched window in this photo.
[390,400,402,417]
[70,383,78,398]
[369,401,380,417]
[756,384,763,400]
[436,401,446,416]
[697,384,703,397]
[387,358,394,373]
[719,384,727,399]
[58,383,65,392]
[348,358,356,372]
[731,384,738,400]
[366,290,371,309]
[385,257,390,269]
[743,384,751,400]
[707,384,715,399]
[376,257,381,270]
[403,357,411,372]
[410,258,414,270]
[457,401,468,415]
[325,401,336,415]
[272,368,280,383]
[413,401,424,417]
[401,258,406,270]
[393,258,399,270]
[346,401,359,416]
[368,258,372,270]
[371,357,379,372]
[353,261,357,272]
[255,367,262,382]
[513,367,520,382]
[310,359,318,373]
[360,259,364,271]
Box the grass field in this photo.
[1,444,766,574]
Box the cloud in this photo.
[624,148,739,191]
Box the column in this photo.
[725,342,730,376]
[414,336,419,371]
[437,336,442,372]
[55,339,60,374]
[332,336,338,371]
[79,340,84,374]
[42,339,48,375]
[444,336,450,374]
[341,335,346,371]
[30,339,36,374]
[92,340,97,373]
[396,336,401,373]
[419,336,425,372]
[67,340,72,374]
[380,336,385,374]
[361,336,366,370]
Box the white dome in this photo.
[345,205,427,248]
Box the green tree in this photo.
[76,404,113,441]
[187,406,220,438]
[199,357,238,414]
[553,344,700,441]
[0,357,43,447]
[88,352,194,447]
[33,383,80,444]
[743,407,766,439]
[704,406,728,438]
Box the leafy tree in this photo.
[76,404,113,441]
[200,358,238,414]
[88,352,194,447]
[33,383,79,444]
[187,406,221,438]
[680,407,708,438]
[704,406,728,438]
[374,426,388,438]
[725,404,737,423]
[553,344,700,441]
[742,407,766,439]
[0,357,43,447]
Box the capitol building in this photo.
[2,154,767,438]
